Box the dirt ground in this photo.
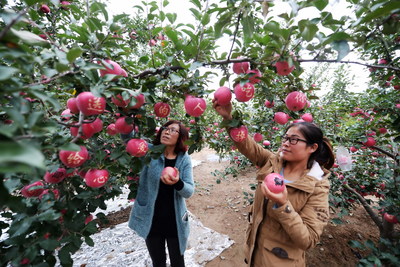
[101,147,381,266]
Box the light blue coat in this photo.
[128,151,194,255]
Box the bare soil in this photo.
[101,148,381,266]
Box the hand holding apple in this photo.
[161,166,179,185]
[261,173,287,206]
[212,98,232,120]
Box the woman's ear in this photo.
[310,143,318,153]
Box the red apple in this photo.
[275,61,295,76]
[154,102,171,118]
[161,166,178,178]
[129,30,137,39]
[67,97,80,114]
[264,100,274,108]
[39,4,50,13]
[70,122,95,139]
[99,59,124,77]
[107,123,118,135]
[149,39,157,46]
[60,109,72,121]
[293,119,305,123]
[21,181,45,198]
[60,1,71,10]
[285,91,307,111]
[115,117,134,134]
[84,169,109,188]
[214,86,232,106]
[44,168,67,184]
[85,214,94,224]
[229,125,248,142]
[128,94,145,109]
[91,118,103,133]
[274,112,289,125]
[234,83,255,102]
[383,212,398,224]
[263,140,271,146]
[38,189,60,200]
[111,94,130,107]
[59,146,89,168]
[126,139,148,157]
[76,92,106,116]
[301,113,313,122]
[378,59,387,65]
[379,127,387,134]
[184,95,206,117]
[350,146,358,153]
[253,133,263,142]
[232,61,250,74]
[363,137,376,147]
[246,69,261,84]
[264,173,285,193]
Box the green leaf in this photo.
[84,236,95,246]
[201,12,211,25]
[0,66,18,81]
[23,0,41,5]
[166,13,177,24]
[36,209,61,221]
[91,1,109,21]
[190,0,201,9]
[332,40,350,61]
[67,47,83,63]
[241,16,254,44]
[190,8,202,20]
[0,141,45,170]
[312,0,329,11]
[355,1,400,26]
[298,20,319,42]
[10,28,48,46]
[264,21,281,35]
[39,239,60,251]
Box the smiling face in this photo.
[160,123,180,147]
[279,126,317,165]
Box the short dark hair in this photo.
[286,122,335,170]
[153,120,189,154]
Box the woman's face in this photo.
[160,123,180,146]
[279,126,317,164]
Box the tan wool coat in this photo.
[233,134,331,267]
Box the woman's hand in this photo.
[261,182,288,206]
[161,167,180,185]
[212,98,232,121]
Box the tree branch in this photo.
[0,6,29,41]
[343,183,383,232]
[228,10,243,61]
[298,59,400,71]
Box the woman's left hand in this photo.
[161,168,180,185]
[261,182,288,206]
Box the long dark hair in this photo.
[286,122,335,170]
[153,120,189,154]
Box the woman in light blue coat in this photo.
[128,120,194,267]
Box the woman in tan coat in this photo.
[213,99,335,267]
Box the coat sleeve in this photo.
[270,179,330,250]
[176,154,194,199]
[230,130,275,168]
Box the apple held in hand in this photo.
[84,169,109,188]
[161,166,178,178]
[21,181,45,198]
[44,168,67,184]
[230,125,248,142]
[264,173,285,194]
[126,139,148,157]
[154,102,171,118]
[59,146,89,168]
[184,95,206,117]
[76,92,106,116]
[214,86,232,106]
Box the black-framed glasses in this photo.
[161,126,180,135]
[281,135,308,145]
